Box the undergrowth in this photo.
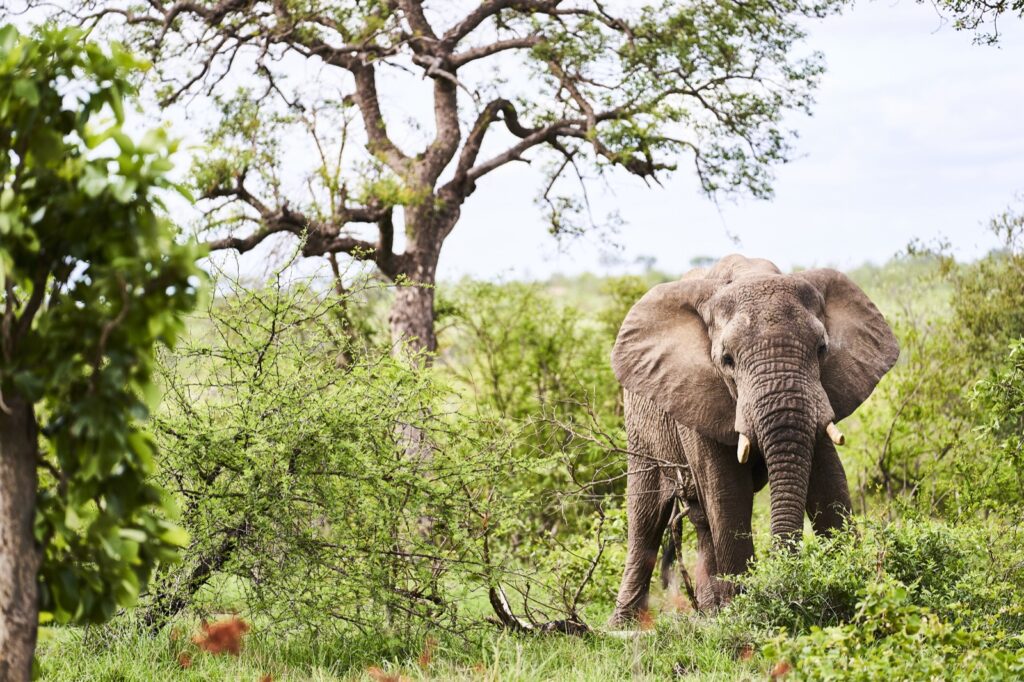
[38,516,1024,681]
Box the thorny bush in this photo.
[143,269,619,637]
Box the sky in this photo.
[4,0,1022,281]
[438,1,1024,279]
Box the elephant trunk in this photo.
[759,410,815,543]
[742,345,819,544]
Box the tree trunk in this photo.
[0,394,41,682]
[389,279,437,359]
[388,209,448,362]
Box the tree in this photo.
[928,0,1024,44]
[0,25,201,679]
[60,0,839,359]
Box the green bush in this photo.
[840,205,1024,517]
[951,206,1024,362]
[958,340,1024,510]
[146,272,522,634]
[142,271,626,636]
[724,517,1024,680]
[764,581,1024,681]
[438,281,625,547]
[727,518,1024,637]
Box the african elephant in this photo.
[607,254,898,623]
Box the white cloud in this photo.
[443,0,1024,278]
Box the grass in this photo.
[37,611,767,681]
[36,515,1024,681]
[35,495,784,681]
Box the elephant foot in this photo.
[606,606,655,631]
[605,610,633,629]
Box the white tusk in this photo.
[737,433,751,464]
[826,422,846,446]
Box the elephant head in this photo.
[612,255,898,542]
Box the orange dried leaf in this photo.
[770,660,792,678]
[366,666,409,682]
[418,636,437,668]
[738,644,754,661]
[637,609,655,631]
[191,616,251,656]
[177,652,192,669]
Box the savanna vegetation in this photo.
[1,3,1023,681]
[30,209,1024,680]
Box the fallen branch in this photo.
[488,585,590,636]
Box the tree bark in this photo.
[389,276,437,359]
[388,207,453,362]
[0,394,41,682]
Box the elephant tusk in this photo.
[826,422,846,446]
[737,433,751,464]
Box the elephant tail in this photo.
[660,508,684,589]
[661,500,699,611]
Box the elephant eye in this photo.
[818,341,828,356]
[722,353,735,368]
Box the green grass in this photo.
[37,613,768,681]
[35,253,1024,681]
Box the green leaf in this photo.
[117,528,147,543]
[109,177,138,204]
[0,25,18,55]
[107,82,124,122]
[159,525,189,548]
[13,78,39,106]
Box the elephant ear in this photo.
[611,279,737,443]
[797,269,900,421]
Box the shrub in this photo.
[951,206,1024,362]
[144,270,621,636]
[958,340,1024,510]
[727,518,1024,637]
[842,204,1024,517]
[146,272,516,634]
[438,280,626,542]
[764,581,1024,681]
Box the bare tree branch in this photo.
[450,36,543,68]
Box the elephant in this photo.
[607,254,898,624]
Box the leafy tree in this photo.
[58,0,841,358]
[842,205,1024,515]
[0,24,201,678]
[929,0,1024,44]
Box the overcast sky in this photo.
[438,0,1024,279]
[6,0,1022,281]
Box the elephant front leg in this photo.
[682,431,754,607]
[687,501,721,610]
[608,458,674,627]
[806,438,852,535]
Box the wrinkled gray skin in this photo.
[608,255,899,623]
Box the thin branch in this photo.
[450,36,543,68]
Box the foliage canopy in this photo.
[38,0,848,353]
[0,23,202,625]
